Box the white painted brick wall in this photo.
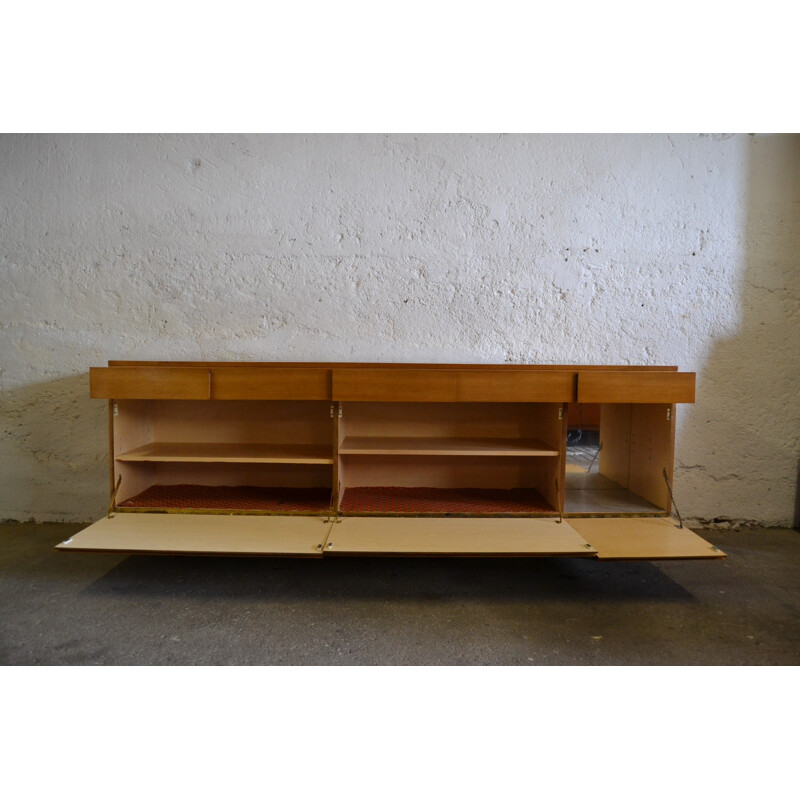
[1,133,798,525]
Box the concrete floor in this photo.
[1,521,798,665]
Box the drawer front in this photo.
[90,367,211,400]
[456,370,575,402]
[333,369,459,402]
[577,371,696,403]
[333,368,576,402]
[210,367,331,400]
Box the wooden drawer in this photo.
[577,371,695,403]
[457,370,575,402]
[332,368,576,402]
[334,369,458,401]
[210,367,330,400]
[90,367,211,400]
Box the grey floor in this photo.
[1,520,798,665]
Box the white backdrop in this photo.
[1,133,797,524]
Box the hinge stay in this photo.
[107,474,122,518]
[662,469,683,528]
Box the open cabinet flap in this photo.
[566,516,725,560]
[324,516,597,556]
[56,513,332,556]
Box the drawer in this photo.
[211,367,331,400]
[90,367,211,400]
[456,370,575,402]
[577,371,696,403]
[332,368,576,402]
[333,369,458,402]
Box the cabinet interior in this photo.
[110,398,675,518]
[565,402,673,515]
[336,401,564,516]
[113,400,333,513]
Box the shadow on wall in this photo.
[684,134,800,527]
[0,374,108,521]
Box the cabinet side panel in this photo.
[114,401,156,503]
[520,403,565,513]
[333,402,342,512]
[598,404,631,489]
[108,400,115,497]
[628,404,673,511]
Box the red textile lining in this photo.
[118,484,331,512]
[340,486,553,514]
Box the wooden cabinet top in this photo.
[90,362,694,403]
[107,360,680,371]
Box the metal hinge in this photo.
[558,407,563,420]
[113,403,119,417]
[330,404,343,418]
[667,408,671,421]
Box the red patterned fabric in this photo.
[340,486,553,514]
[118,484,330,512]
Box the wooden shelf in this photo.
[338,436,560,457]
[116,442,333,465]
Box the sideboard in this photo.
[57,361,724,561]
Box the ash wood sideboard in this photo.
[57,361,724,561]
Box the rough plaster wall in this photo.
[1,133,798,525]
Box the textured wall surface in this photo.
[1,133,798,524]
